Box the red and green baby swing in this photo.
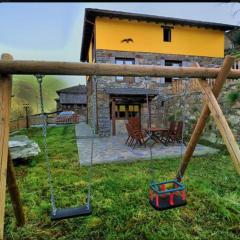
[145,77,188,211]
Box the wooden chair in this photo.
[128,117,141,131]
[162,121,176,144]
[125,122,133,146]
[125,122,146,149]
[166,121,185,145]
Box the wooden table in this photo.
[143,127,169,145]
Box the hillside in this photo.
[11,75,69,119]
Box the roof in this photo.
[81,8,239,61]
[105,87,159,96]
[56,85,86,94]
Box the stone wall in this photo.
[203,80,240,144]
[162,79,240,144]
[91,49,223,136]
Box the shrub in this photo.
[225,91,240,106]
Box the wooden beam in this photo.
[7,151,25,227]
[0,57,240,78]
[112,98,116,136]
[148,100,152,128]
[176,56,235,180]
[0,53,13,240]
[198,79,240,174]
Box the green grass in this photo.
[5,126,240,239]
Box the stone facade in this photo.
[161,79,240,144]
[87,49,224,136]
[203,80,240,143]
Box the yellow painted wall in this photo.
[88,39,93,63]
[95,17,224,58]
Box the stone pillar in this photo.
[112,98,116,136]
[97,90,111,136]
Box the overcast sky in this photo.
[0,2,239,84]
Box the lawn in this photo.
[5,126,240,240]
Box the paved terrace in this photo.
[75,122,219,166]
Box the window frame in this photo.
[110,103,141,120]
[163,27,171,42]
[115,58,135,81]
[164,60,182,83]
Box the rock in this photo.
[228,115,240,126]
[233,101,240,109]
[9,135,41,160]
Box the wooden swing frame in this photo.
[0,53,240,239]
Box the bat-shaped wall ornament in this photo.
[121,38,134,43]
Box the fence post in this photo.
[0,53,13,240]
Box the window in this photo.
[128,105,140,118]
[118,105,126,118]
[165,60,182,83]
[110,104,140,119]
[163,28,171,42]
[115,58,135,81]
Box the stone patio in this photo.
[75,122,219,166]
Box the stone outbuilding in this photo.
[55,85,87,118]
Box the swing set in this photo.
[0,53,240,239]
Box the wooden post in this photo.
[112,98,116,136]
[126,105,129,120]
[7,151,25,227]
[198,79,240,174]
[148,100,152,128]
[0,53,13,240]
[176,56,235,180]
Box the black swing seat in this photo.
[51,204,92,221]
[149,180,187,211]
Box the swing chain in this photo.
[144,77,151,130]
[86,75,97,207]
[144,76,155,180]
[36,74,57,215]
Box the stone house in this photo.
[55,85,87,118]
[80,8,238,136]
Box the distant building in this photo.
[55,85,87,118]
